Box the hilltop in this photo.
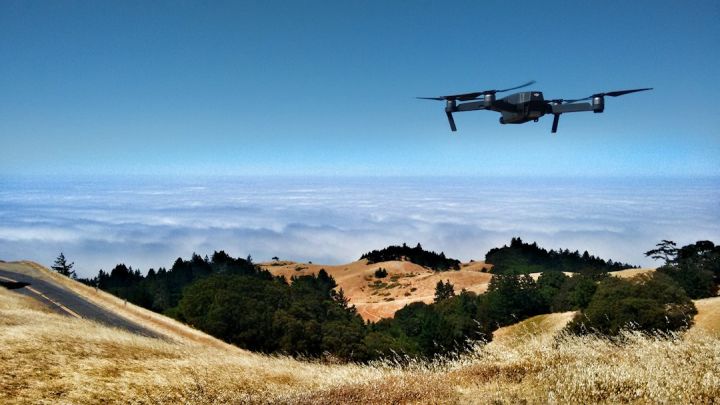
[260,259,492,321]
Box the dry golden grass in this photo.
[612,267,656,278]
[2,283,719,404]
[491,311,577,347]
[450,329,720,404]
[688,296,720,338]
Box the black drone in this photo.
[418,81,652,133]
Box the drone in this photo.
[418,81,652,133]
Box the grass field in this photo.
[2,277,718,404]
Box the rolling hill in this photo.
[260,259,492,321]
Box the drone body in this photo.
[418,81,652,133]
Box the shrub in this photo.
[567,272,697,336]
[374,268,388,278]
[551,273,599,312]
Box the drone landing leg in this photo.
[551,113,560,133]
[445,111,457,131]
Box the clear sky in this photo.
[1,1,719,177]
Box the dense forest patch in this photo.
[485,237,636,275]
[360,243,460,271]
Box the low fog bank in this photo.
[1,175,717,278]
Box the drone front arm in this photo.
[455,101,487,112]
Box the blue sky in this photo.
[1,1,719,176]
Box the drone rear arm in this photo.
[547,102,598,133]
[550,102,594,114]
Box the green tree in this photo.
[659,260,715,299]
[51,252,75,278]
[551,274,598,311]
[650,240,719,299]
[482,274,542,326]
[486,237,634,275]
[567,272,697,336]
[645,240,678,263]
[537,271,568,311]
[434,280,455,302]
[178,274,286,353]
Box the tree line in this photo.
[485,237,636,275]
[360,243,460,271]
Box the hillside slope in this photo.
[0,285,451,403]
[2,281,718,404]
[688,296,720,337]
[491,311,578,347]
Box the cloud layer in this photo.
[1,176,718,278]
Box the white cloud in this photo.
[0,176,718,277]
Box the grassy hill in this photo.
[260,259,492,321]
[1,261,718,403]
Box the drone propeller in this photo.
[493,80,537,94]
[416,92,484,102]
[417,80,536,102]
[563,87,653,104]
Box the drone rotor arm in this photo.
[455,101,487,112]
[550,102,594,113]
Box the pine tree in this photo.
[434,280,455,302]
[645,240,678,264]
[52,252,75,278]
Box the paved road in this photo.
[0,265,160,338]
